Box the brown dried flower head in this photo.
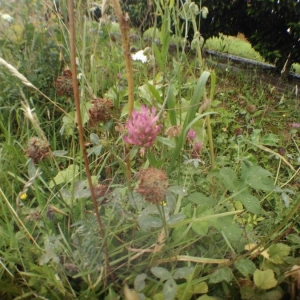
[93,184,111,205]
[25,137,50,163]
[89,98,114,127]
[165,125,182,138]
[136,167,169,204]
[55,69,73,96]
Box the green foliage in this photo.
[0,0,299,299]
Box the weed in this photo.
[0,0,299,299]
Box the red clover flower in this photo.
[123,105,161,147]
[191,141,203,159]
[187,129,197,142]
[291,122,300,129]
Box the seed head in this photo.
[93,183,111,205]
[136,168,169,203]
[25,137,50,163]
[123,105,161,147]
[55,69,73,96]
[165,125,182,138]
[89,98,114,127]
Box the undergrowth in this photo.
[0,0,299,299]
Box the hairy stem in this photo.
[111,0,134,181]
[67,0,114,283]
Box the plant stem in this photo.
[190,5,216,169]
[67,0,114,283]
[111,0,134,181]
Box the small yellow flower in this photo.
[20,193,27,200]
[282,114,286,117]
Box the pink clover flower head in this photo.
[123,105,161,147]
[191,141,203,159]
[291,122,300,129]
[193,141,202,152]
[187,129,197,141]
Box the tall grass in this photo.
[0,0,299,299]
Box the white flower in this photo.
[0,13,14,23]
[132,50,148,63]
[132,47,153,63]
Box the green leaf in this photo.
[39,238,60,265]
[138,216,162,231]
[153,43,163,71]
[191,208,215,236]
[151,267,172,281]
[166,192,176,212]
[147,151,159,167]
[192,221,209,236]
[153,294,164,300]
[156,136,175,148]
[234,191,261,215]
[240,285,256,299]
[49,164,79,188]
[260,133,279,146]
[241,164,275,192]
[168,186,188,196]
[268,243,291,264]
[281,192,290,208]
[187,192,214,207]
[173,267,193,280]
[209,267,233,284]
[52,150,68,157]
[196,295,216,300]
[234,259,256,276]
[90,133,100,145]
[60,112,76,136]
[177,281,208,299]
[287,234,300,245]
[167,214,186,225]
[168,72,210,174]
[218,167,243,191]
[163,278,177,300]
[87,145,102,157]
[134,273,147,292]
[166,85,177,126]
[215,217,242,242]
[253,269,277,290]
[264,289,283,300]
[73,180,91,199]
[147,83,163,104]
[193,282,208,294]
